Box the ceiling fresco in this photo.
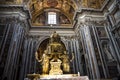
[29,0,106,27]
[0,0,106,9]
[29,0,77,26]
[80,0,106,9]
[0,0,106,27]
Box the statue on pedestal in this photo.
[59,51,70,73]
[35,50,52,74]
[103,43,114,62]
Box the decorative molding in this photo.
[0,5,31,19]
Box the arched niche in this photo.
[36,38,66,59]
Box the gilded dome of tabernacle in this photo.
[50,31,61,43]
[50,31,60,38]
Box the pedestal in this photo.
[49,61,63,75]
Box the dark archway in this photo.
[37,38,66,58]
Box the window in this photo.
[48,12,57,24]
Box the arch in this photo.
[32,8,73,24]
[35,36,67,56]
[36,36,49,51]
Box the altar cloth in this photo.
[39,76,89,80]
[26,74,89,80]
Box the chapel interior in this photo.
[0,0,120,80]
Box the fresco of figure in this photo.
[103,44,114,61]
[62,0,70,12]
[34,0,43,11]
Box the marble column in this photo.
[79,25,100,79]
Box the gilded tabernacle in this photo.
[35,31,73,75]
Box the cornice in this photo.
[73,0,110,21]
[72,0,112,30]
[0,5,32,30]
[29,28,75,36]
[0,4,31,19]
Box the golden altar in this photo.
[49,61,63,75]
